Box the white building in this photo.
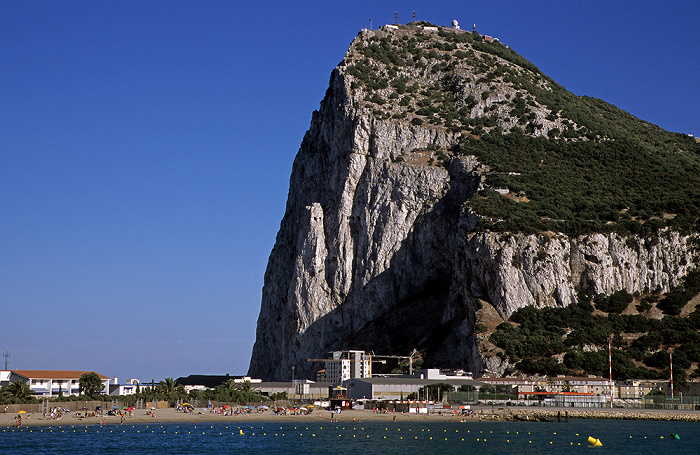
[346,376,483,400]
[183,385,208,393]
[108,378,141,396]
[256,381,333,399]
[418,369,474,380]
[7,370,111,396]
[324,351,372,383]
[233,376,262,384]
[0,370,29,387]
[478,375,613,398]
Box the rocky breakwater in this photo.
[478,408,700,422]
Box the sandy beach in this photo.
[4,406,700,428]
[2,408,418,428]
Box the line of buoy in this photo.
[5,423,682,447]
[587,436,603,446]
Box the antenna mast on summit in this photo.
[395,12,398,25]
[3,352,9,370]
[412,11,416,24]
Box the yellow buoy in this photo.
[587,436,603,446]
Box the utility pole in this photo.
[670,348,674,400]
[608,336,613,409]
[291,366,296,401]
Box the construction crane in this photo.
[370,349,418,375]
[307,349,418,374]
[306,357,386,364]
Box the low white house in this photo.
[257,381,333,399]
[108,378,142,396]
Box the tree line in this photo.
[0,373,279,405]
[487,271,700,389]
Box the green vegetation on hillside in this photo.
[462,129,700,235]
[487,270,700,387]
[341,25,700,235]
[345,28,554,135]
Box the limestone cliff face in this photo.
[248,28,699,381]
[463,231,697,317]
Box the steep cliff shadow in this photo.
[299,157,482,377]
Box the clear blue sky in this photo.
[1,1,698,383]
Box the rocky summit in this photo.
[248,23,700,381]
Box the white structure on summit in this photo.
[451,20,460,30]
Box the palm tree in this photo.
[220,379,236,390]
[233,380,263,403]
[159,378,176,394]
[2,381,33,402]
[546,376,556,393]
[234,380,259,394]
[157,377,183,396]
[562,380,572,393]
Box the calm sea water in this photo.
[2,419,699,454]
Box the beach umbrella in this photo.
[181,403,192,407]
[80,407,88,411]
[256,405,269,410]
[18,410,26,414]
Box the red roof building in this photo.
[7,370,111,396]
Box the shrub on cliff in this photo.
[595,290,633,314]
